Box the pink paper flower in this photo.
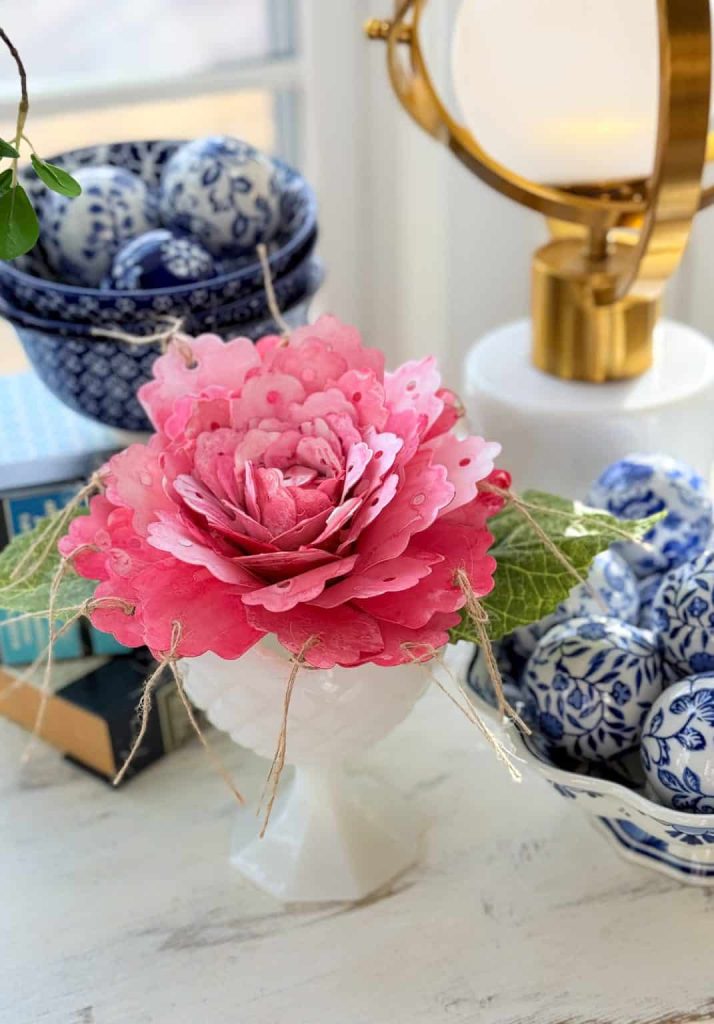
[61,317,508,667]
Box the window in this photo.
[0,1,299,162]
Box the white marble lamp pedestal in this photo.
[464,318,714,496]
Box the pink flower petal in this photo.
[137,563,264,659]
[104,443,175,535]
[341,442,372,500]
[147,518,252,586]
[356,450,455,567]
[139,334,260,433]
[241,555,358,612]
[372,611,460,667]
[338,473,399,552]
[232,373,305,423]
[426,433,500,514]
[174,475,273,544]
[312,554,436,608]
[244,601,384,668]
[337,369,388,430]
[236,548,338,582]
[423,388,462,441]
[384,358,443,434]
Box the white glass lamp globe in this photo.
[452,0,714,185]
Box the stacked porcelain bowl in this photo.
[0,136,321,430]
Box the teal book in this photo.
[0,372,124,664]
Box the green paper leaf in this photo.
[0,184,39,259]
[0,510,95,616]
[0,138,20,158]
[30,155,82,198]
[450,490,662,644]
[0,168,13,195]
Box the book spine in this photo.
[0,486,85,664]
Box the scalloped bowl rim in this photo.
[2,139,317,299]
[468,689,714,830]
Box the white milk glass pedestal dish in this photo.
[465,318,714,497]
[182,642,428,903]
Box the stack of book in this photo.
[0,373,193,782]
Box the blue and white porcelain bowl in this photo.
[159,136,281,256]
[109,229,217,290]
[3,257,323,431]
[641,674,714,813]
[0,139,317,324]
[587,454,713,578]
[459,641,714,885]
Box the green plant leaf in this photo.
[0,510,95,615]
[30,155,82,197]
[0,184,39,259]
[450,490,662,644]
[0,168,13,195]
[0,138,20,158]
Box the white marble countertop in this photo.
[1,685,712,1024]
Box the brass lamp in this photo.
[365,0,714,495]
[365,0,714,385]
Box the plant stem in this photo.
[0,27,29,186]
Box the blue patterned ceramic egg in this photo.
[586,454,713,578]
[651,549,714,678]
[43,166,157,287]
[109,229,217,290]
[641,674,714,812]
[525,616,663,760]
[159,135,281,257]
[510,549,639,660]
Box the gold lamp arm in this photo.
[367,0,642,229]
[611,0,711,304]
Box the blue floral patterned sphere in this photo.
[586,454,713,578]
[109,229,217,290]
[651,549,714,678]
[159,135,281,257]
[641,674,714,812]
[510,549,639,660]
[43,166,157,287]
[525,616,663,760]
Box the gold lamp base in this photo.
[532,239,659,383]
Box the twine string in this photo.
[401,643,522,782]
[258,636,319,837]
[256,242,291,339]
[89,316,187,353]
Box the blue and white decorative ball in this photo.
[159,135,281,257]
[586,453,713,578]
[109,229,217,290]
[525,616,663,760]
[510,549,639,660]
[43,166,158,287]
[641,673,714,812]
[651,549,714,678]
